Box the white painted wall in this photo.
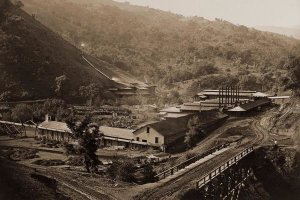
[134,126,164,146]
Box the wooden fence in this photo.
[196,146,254,189]
[155,143,230,180]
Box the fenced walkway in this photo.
[155,143,230,181]
[196,146,254,189]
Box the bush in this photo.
[66,156,84,166]
[64,143,76,155]
[33,159,65,166]
[6,149,39,161]
[119,161,136,182]
[107,161,120,180]
[185,152,196,160]
[142,164,158,183]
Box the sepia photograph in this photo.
[0,0,300,199]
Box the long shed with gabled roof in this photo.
[133,111,228,152]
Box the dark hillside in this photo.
[21,0,300,95]
[0,1,143,101]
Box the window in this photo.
[142,139,147,143]
[147,127,150,133]
[136,137,139,141]
[155,137,159,144]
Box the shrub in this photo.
[107,161,120,180]
[66,156,84,166]
[185,152,196,160]
[33,159,65,166]
[142,164,158,183]
[64,143,76,155]
[119,161,136,182]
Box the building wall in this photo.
[37,129,75,143]
[37,128,147,150]
[134,126,164,147]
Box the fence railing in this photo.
[0,120,37,128]
[196,146,254,189]
[155,143,230,180]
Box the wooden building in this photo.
[134,111,228,152]
[227,98,271,116]
[37,117,147,149]
[133,116,191,152]
[37,120,76,143]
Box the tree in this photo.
[142,164,158,183]
[284,55,300,95]
[54,75,67,97]
[107,161,120,180]
[43,99,71,121]
[15,0,24,9]
[66,116,103,173]
[79,84,102,106]
[11,104,33,136]
[184,116,205,149]
[184,128,198,149]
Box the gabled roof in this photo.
[134,111,228,145]
[164,113,191,118]
[100,126,134,140]
[228,99,270,112]
[160,106,181,113]
[135,117,190,144]
[38,121,135,140]
[228,106,246,112]
[38,121,71,133]
[180,105,201,111]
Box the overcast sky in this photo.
[114,0,300,28]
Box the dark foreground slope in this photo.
[0,1,142,101]
[0,157,69,200]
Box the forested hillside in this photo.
[0,0,142,102]
[21,0,300,97]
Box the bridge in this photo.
[135,118,265,200]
